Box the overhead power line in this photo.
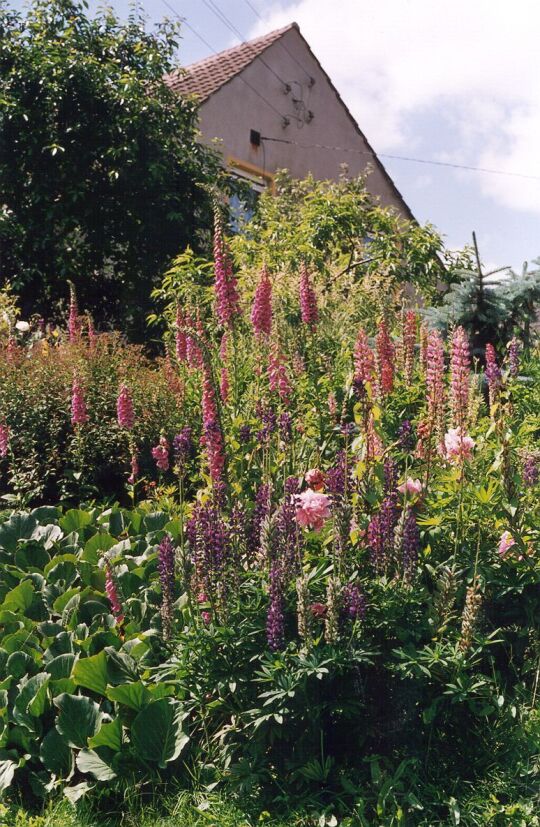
[239,0,315,83]
[260,135,540,182]
[159,0,289,123]
[199,0,289,89]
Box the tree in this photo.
[0,0,224,335]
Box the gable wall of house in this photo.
[196,27,410,218]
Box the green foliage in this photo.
[0,0,224,335]
[423,260,540,351]
[231,172,446,296]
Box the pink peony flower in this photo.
[443,428,475,464]
[498,531,516,557]
[398,478,423,497]
[152,436,170,471]
[305,468,326,491]
[295,489,331,531]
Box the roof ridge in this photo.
[164,22,297,101]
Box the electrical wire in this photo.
[199,0,289,89]
[260,135,540,182]
[159,0,288,122]
[239,0,315,83]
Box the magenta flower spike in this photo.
[251,265,273,339]
[117,384,135,430]
[71,375,88,427]
[299,263,318,329]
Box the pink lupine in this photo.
[0,424,9,457]
[71,376,88,426]
[219,333,230,404]
[419,323,429,373]
[366,414,383,460]
[175,306,187,363]
[403,310,417,385]
[127,453,139,484]
[251,265,273,339]
[426,329,446,443]
[117,384,135,430]
[354,328,375,384]
[202,365,225,483]
[105,562,124,625]
[152,436,170,471]
[213,209,241,328]
[375,320,395,396]
[450,326,470,428]
[186,312,204,370]
[268,344,292,405]
[299,263,318,329]
[68,283,81,343]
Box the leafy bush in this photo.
[0,249,539,824]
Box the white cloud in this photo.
[249,0,540,213]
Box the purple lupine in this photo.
[397,420,415,452]
[158,534,176,637]
[239,424,252,444]
[380,494,399,554]
[523,454,538,487]
[383,457,399,495]
[402,507,420,580]
[173,427,193,472]
[267,562,285,651]
[485,344,502,404]
[508,337,521,376]
[256,405,277,443]
[248,483,271,559]
[343,583,366,620]
[276,486,303,577]
[326,450,347,497]
[189,502,231,599]
[278,412,293,443]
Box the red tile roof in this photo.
[165,23,296,100]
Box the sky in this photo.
[9,0,540,271]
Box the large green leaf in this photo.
[82,533,116,565]
[131,699,189,768]
[105,648,138,685]
[1,580,34,613]
[0,514,38,553]
[55,694,102,748]
[45,654,78,681]
[59,509,92,534]
[76,749,117,781]
[13,673,50,729]
[106,681,151,711]
[88,717,122,752]
[72,651,108,696]
[0,758,17,791]
[40,727,73,776]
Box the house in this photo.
[165,23,414,221]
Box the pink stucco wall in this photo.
[197,27,411,218]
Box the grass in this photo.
[0,794,311,827]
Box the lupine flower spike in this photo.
[450,326,470,428]
[158,534,176,638]
[213,208,241,328]
[71,376,88,426]
[105,562,124,625]
[485,344,501,408]
[152,436,169,471]
[251,265,273,340]
[0,424,9,458]
[299,263,318,329]
[375,320,395,396]
[117,384,135,430]
[68,282,81,343]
